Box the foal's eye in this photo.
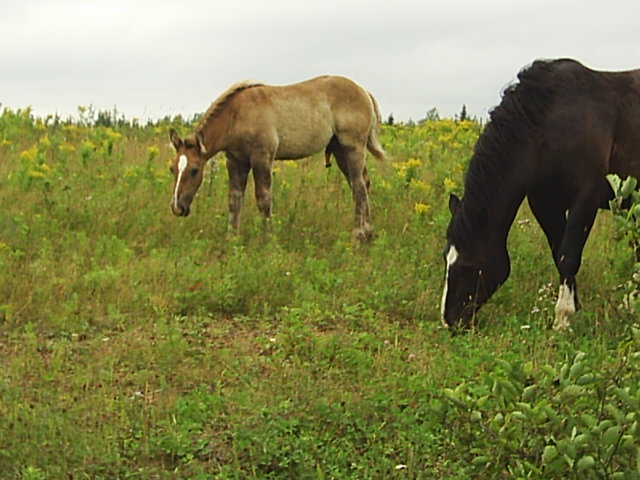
[190,168,200,178]
[169,165,176,175]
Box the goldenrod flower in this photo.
[443,177,456,192]
[414,202,431,215]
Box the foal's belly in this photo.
[275,126,333,160]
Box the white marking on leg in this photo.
[553,281,575,330]
[440,245,459,327]
[172,155,188,209]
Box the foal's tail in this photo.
[367,92,386,161]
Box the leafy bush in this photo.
[441,333,640,479]
[608,174,640,314]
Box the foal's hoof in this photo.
[352,226,373,244]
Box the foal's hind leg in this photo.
[336,144,372,242]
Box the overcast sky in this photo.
[1,0,638,122]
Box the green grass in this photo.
[1,109,639,479]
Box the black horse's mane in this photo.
[448,58,592,250]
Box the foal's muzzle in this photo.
[171,200,191,217]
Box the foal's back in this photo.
[225,76,375,160]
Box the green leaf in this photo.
[613,387,635,407]
[470,410,482,422]
[621,176,638,198]
[521,384,537,402]
[576,455,596,471]
[443,388,467,408]
[569,361,585,380]
[574,433,591,447]
[603,426,621,447]
[541,364,556,378]
[511,411,527,421]
[542,405,559,422]
[605,404,626,424]
[580,413,597,429]
[542,445,558,464]
[471,456,491,466]
[562,384,585,398]
[576,373,595,385]
[607,173,622,192]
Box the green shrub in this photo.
[441,332,640,478]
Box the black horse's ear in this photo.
[196,132,207,155]
[169,129,182,151]
[449,194,461,215]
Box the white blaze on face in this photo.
[553,281,575,330]
[172,155,188,208]
[440,244,459,327]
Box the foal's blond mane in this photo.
[196,80,263,133]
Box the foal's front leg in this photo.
[226,156,250,233]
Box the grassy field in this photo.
[1,108,639,479]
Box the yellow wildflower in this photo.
[124,167,138,178]
[103,128,122,142]
[414,202,431,215]
[443,177,456,192]
[405,158,422,169]
[59,143,76,153]
[409,179,430,192]
[20,146,38,162]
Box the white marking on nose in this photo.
[173,155,188,208]
[553,281,575,330]
[440,245,459,327]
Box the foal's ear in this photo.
[196,132,207,156]
[448,194,461,215]
[169,129,182,151]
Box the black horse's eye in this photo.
[190,168,200,178]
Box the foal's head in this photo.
[169,129,207,217]
[441,194,510,330]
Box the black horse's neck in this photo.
[452,150,529,251]
[451,60,569,251]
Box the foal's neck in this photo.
[196,109,230,160]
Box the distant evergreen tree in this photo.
[458,104,468,122]
[422,107,440,122]
[386,113,395,126]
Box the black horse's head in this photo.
[441,194,511,330]
[169,129,208,217]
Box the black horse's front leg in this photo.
[553,195,600,329]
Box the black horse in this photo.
[441,58,640,330]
